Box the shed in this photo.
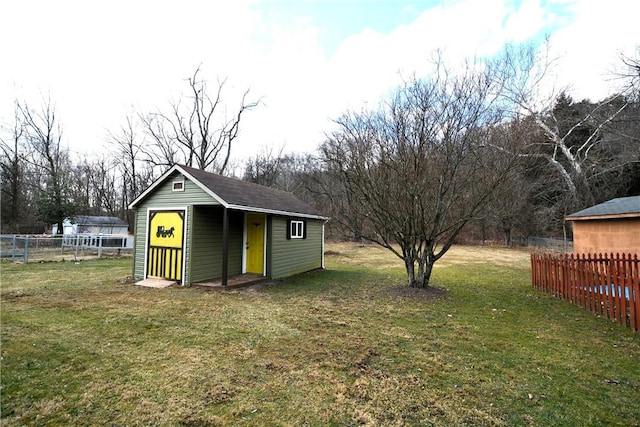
[52,215,129,235]
[566,195,640,255]
[129,164,329,286]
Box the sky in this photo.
[1,0,639,166]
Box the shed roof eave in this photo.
[128,165,180,209]
[128,164,230,209]
[227,204,330,220]
[566,212,640,221]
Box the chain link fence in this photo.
[0,234,134,263]
[512,236,573,253]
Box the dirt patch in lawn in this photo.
[383,284,448,300]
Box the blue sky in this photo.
[255,0,570,57]
[253,1,432,56]
[1,0,638,166]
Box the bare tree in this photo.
[499,43,638,212]
[19,97,76,234]
[109,114,142,200]
[141,66,260,174]
[0,102,27,231]
[69,156,121,217]
[276,153,317,195]
[243,145,285,187]
[243,146,314,197]
[89,157,119,216]
[69,156,92,213]
[482,117,539,246]
[306,161,367,242]
[617,47,640,100]
[321,58,520,287]
[108,113,155,225]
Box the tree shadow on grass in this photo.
[383,285,448,300]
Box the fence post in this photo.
[613,253,624,325]
[592,254,600,315]
[24,235,29,263]
[12,235,16,261]
[632,254,640,332]
[98,235,103,258]
[530,254,535,288]
[577,254,587,309]
[567,254,574,303]
[605,253,615,321]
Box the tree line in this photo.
[1,45,638,286]
[0,67,259,234]
[250,46,639,287]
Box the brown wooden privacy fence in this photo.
[531,252,640,332]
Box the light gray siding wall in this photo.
[190,207,243,283]
[132,171,219,283]
[133,208,147,279]
[270,217,323,279]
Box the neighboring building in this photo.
[128,164,329,286]
[566,195,640,255]
[52,215,129,235]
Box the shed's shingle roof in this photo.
[130,164,327,219]
[567,195,640,220]
[74,215,128,226]
[179,165,323,217]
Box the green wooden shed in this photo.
[129,164,328,286]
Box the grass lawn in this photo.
[1,242,639,426]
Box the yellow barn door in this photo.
[147,210,184,282]
[246,214,265,274]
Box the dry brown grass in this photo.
[1,244,638,426]
[326,240,531,269]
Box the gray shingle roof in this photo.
[180,166,320,215]
[74,215,128,226]
[567,195,640,219]
[178,165,325,218]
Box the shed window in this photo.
[287,220,306,239]
[172,180,184,192]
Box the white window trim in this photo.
[290,220,304,239]
[172,180,185,192]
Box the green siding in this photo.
[227,212,244,275]
[270,217,323,279]
[132,208,147,280]
[151,171,220,206]
[190,207,243,283]
[132,171,219,284]
[132,170,325,284]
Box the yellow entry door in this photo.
[246,214,265,274]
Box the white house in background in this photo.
[52,215,129,235]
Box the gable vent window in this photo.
[287,219,306,239]
[172,180,185,192]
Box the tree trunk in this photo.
[501,219,512,246]
[404,257,416,287]
[414,260,434,288]
[503,227,512,246]
[10,159,19,228]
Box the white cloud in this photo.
[546,0,640,101]
[1,0,638,164]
